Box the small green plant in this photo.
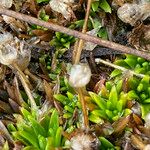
[50,32,75,49]
[109,55,150,118]
[54,91,81,120]
[127,76,150,104]
[8,108,63,150]
[89,81,131,123]
[91,0,111,13]
[110,54,150,78]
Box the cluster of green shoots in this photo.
[89,80,131,123]
[110,54,150,118]
[8,108,63,150]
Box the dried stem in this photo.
[95,58,145,78]
[78,88,89,128]
[74,0,92,64]
[13,64,37,110]
[0,8,150,60]
[73,0,92,128]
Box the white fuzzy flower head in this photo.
[69,63,91,88]
[145,113,150,128]
[0,33,31,71]
[70,131,100,150]
[1,0,13,8]
[144,144,150,150]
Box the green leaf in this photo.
[128,77,139,90]
[19,130,39,148]
[45,137,54,150]
[38,135,46,150]
[143,98,150,103]
[54,94,69,105]
[110,69,122,78]
[135,67,146,74]
[99,137,114,149]
[98,27,108,40]
[116,100,123,112]
[63,112,72,119]
[89,114,104,124]
[23,146,37,150]
[7,123,17,132]
[66,92,74,101]
[106,109,113,119]
[28,116,46,137]
[109,86,118,106]
[127,90,139,100]
[21,108,31,120]
[116,80,123,94]
[55,32,61,40]
[99,0,111,13]
[137,83,144,92]
[124,58,137,68]
[141,104,150,118]
[64,105,74,113]
[55,127,62,147]
[91,110,107,119]
[63,42,71,49]
[114,60,130,68]
[40,115,50,133]
[92,1,99,12]
[89,92,107,110]
[49,109,59,132]
[137,57,145,64]
[141,75,150,85]
[36,0,49,3]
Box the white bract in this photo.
[0,33,31,71]
[69,63,91,88]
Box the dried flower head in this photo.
[70,131,100,150]
[49,0,75,20]
[1,0,13,8]
[69,63,91,88]
[144,144,150,150]
[0,33,31,71]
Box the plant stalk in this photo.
[0,8,150,60]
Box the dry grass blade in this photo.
[43,80,54,104]
[0,121,13,144]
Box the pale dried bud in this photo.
[0,33,31,71]
[69,63,91,88]
[145,113,150,128]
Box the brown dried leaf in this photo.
[9,98,20,113]
[2,15,27,33]
[0,100,13,114]
[0,121,13,144]
[31,29,53,41]
[43,80,54,103]
[129,24,150,51]
[113,115,130,133]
